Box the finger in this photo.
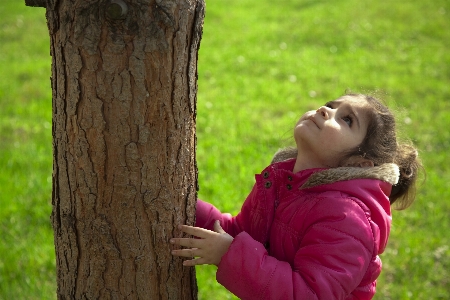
[170,237,202,248]
[177,225,214,239]
[213,220,225,234]
[182,257,208,267]
[171,248,199,258]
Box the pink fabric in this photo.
[196,159,392,300]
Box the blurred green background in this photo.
[0,0,449,299]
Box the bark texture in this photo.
[46,0,204,298]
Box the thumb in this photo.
[214,220,225,234]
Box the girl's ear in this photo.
[343,156,375,168]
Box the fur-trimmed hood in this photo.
[300,163,399,189]
[272,147,400,190]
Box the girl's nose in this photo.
[316,106,330,119]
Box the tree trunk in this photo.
[38,0,204,298]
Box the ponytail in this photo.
[389,142,423,210]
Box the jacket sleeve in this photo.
[216,195,376,300]
[195,183,259,237]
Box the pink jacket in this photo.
[196,158,399,300]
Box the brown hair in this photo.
[340,93,422,209]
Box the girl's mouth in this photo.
[308,116,320,128]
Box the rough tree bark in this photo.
[25,0,204,298]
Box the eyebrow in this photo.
[326,100,361,129]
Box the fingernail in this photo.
[170,239,174,244]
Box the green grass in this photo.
[1,0,449,299]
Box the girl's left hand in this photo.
[170,220,233,267]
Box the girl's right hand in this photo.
[170,220,233,267]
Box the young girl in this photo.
[170,93,421,300]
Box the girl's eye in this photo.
[343,116,353,126]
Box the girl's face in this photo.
[294,95,370,168]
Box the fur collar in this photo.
[271,147,400,189]
[300,163,399,189]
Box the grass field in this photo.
[1,0,449,299]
